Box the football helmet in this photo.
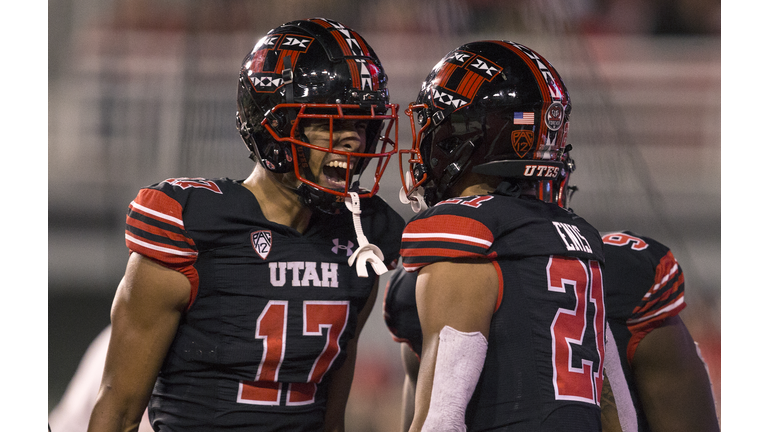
[236,18,398,213]
[400,40,574,209]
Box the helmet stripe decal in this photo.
[331,31,354,56]
[496,40,566,104]
[311,18,371,57]
[356,59,377,91]
[349,32,371,57]
[494,41,552,105]
[310,18,334,27]
[346,59,362,89]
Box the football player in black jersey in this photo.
[393,40,605,431]
[598,231,719,431]
[386,40,718,431]
[88,18,404,432]
[386,232,720,432]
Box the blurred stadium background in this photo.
[48,0,721,430]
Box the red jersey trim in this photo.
[126,215,194,247]
[400,247,487,259]
[644,252,682,299]
[626,292,686,326]
[624,250,687,363]
[492,260,503,313]
[625,298,685,365]
[402,233,492,249]
[125,233,197,260]
[403,214,494,246]
[130,189,186,229]
[629,251,684,324]
[129,251,200,311]
[126,188,200,309]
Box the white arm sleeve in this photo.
[604,322,638,432]
[422,326,488,432]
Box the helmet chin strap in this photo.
[345,192,388,277]
[399,171,427,213]
[282,56,296,122]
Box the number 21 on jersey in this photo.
[547,256,605,405]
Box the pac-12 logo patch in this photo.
[251,230,272,259]
[511,130,534,158]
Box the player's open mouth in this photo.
[322,160,353,189]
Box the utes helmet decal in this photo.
[236,18,398,213]
[245,34,314,96]
[400,40,574,208]
[429,50,502,111]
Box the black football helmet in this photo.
[400,40,574,209]
[236,18,398,213]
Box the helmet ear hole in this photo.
[259,141,293,173]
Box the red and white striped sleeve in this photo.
[400,214,495,272]
[625,250,686,363]
[124,188,200,304]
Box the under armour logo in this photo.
[332,238,355,256]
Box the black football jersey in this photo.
[601,231,686,432]
[124,177,404,431]
[395,193,605,432]
[383,266,421,356]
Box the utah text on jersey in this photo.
[269,262,339,287]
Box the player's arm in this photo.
[400,344,419,432]
[409,260,498,432]
[631,314,720,432]
[87,253,190,432]
[600,372,623,432]
[322,277,380,432]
